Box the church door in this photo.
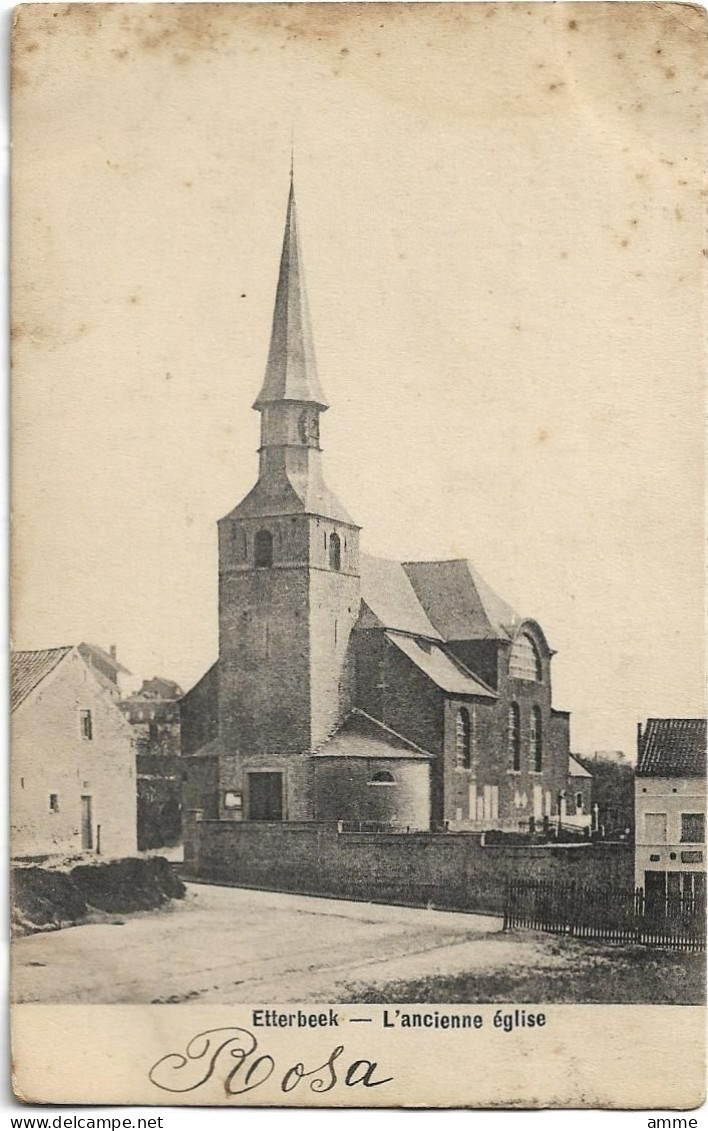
[248,772,283,821]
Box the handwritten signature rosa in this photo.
[148,1027,393,1096]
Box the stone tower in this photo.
[216,175,361,821]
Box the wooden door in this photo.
[248,773,283,821]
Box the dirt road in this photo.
[11,881,538,1004]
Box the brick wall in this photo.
[184,818,634,913]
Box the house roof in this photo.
[568,754,592,779]
[11,646,73,711]
[637,718,707,778]
[78,643,131,678]
[402,559,521,642]
[359,555,442,639]
[385,631,497,698]
[313,709,432,761]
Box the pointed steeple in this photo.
[254,176,329,411]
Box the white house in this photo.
[634,718,706,907]
[11,645,138,859]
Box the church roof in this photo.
[402,559,521,642]
[637,718,707,778]
[253,177,328,411]
[359,555,441,639]
[224,460,357,526]
[385,631,497,698]
[313,709,432,760]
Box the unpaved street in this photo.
[11,881,548,1004]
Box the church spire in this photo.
[253,175,329,411]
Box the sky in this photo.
[12,2,707,757]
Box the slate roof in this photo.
[360,555,441,639]
[637,714,701,778]
[226,461,357,526]
[254,178,328,411]
[637,718,707,778]
[402,559,521,642]
[313,709,432,760]
[385,631,497,698]
[11,646,73,711]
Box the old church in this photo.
[181,176,590,834]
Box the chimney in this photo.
[637,721,643,757]
[109,645,117,661]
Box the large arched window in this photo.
[508,703,521,771]
[530,706,542,772]
[368,770,395,785]
[509,633,542,681]
[254,529,273,568]
[329,532,341,572]
[455,707,472,770]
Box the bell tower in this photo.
[216,173,361,821]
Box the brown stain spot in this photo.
[128,294,140,305]
[112,47,128,60]
[183,180,193,188]
[567,19,578,30]
[548,81,565,92]
[665,67,676,79]
[340,46,349,55]
[675,206,684,221]
[11,323,24,340]
[560,250,568,259]
[512,321,522,332]
[174,52,190,66]
[635,172,646,181]
[537,428,549,444]
[24,40,39,53]
[660,158,675,166]
[616,51,625,60]
[620,238,629,248]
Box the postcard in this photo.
[10,1,707,1108]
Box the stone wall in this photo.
[184,817,633,914]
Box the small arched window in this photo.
[530,706,542,772]
[369,770,395,785]
[576,791,583,811]
[254,529,273,568]
[508,703,521,771]
[329,532,341,572]
[509,633,542,681]
[455,707,471,769]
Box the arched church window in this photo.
[254,529,273,568]
[530,706,542,772]
[329,532,341,572]
[508,703,521,771]
[368,770,395,785]
[509,633,542,681]
[455,707,471,769]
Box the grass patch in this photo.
[344,931,705,1005]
